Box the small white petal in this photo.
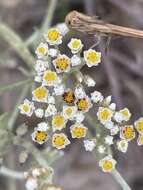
[84,75,96,87]
[25,178,38,190]
[35,108,44,118]
[104,135,114,145]
[84,139,96,151]
[71,55,81,66]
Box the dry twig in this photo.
[65,11,143,38]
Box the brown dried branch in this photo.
[65,11,143,38]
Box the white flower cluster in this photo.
[19,24,143,174]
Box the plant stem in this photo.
[0,22,35,67]
[0,166,24,180]
[0,79,32,95]
[26,0,58,46]
[111,169,131,190]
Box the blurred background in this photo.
[0,0,143,190]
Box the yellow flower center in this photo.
[71,40,81,49]
[63,91,75,104]
[76,98,89,111]
[102,160,113,172]
[52,115,65,128]
[99,109,111,121]
[47,29,60,41]
[136,120,143,132]
[122,126,134,140]
[52,135,66,147]
[55,57,70,71]
[38,47,46,55]
[22,104,30,113]
[43,71,57,82]
[33,87,47,100]
[71,126,87,138]
[35,131,47,142]
[86,52,98,63]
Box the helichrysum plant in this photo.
[18,23,143,190]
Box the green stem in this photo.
[111,169,131,190]
[0,22,35,67]
[0,166,24,180]
[26,0,58,46]
[0,79,32,95]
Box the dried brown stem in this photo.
[65,11,143,38]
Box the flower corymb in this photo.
[19,23,143,181]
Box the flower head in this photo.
[70,123,87,138]
[68,38,83,54]
[42,70,58,86]
[34,108,44,118]
[120,125,135,141]
[119,108,131,122]
[71,55,81,66]
[32,86,49,102]
[97,107,113,124]
[84,49,101,67]
[52,133,70,149]
[53,54,71,73]
[99,155,116,172]
[114,108,131,123]
[63,89,75,104]
[31,123,49,145]
[19,99,34,117]
[35,43,48,59]
[56,22,69,36]
[91,91,103,103]
[45,28,62,45]
[84,139,96,151]
[117,140,128,153]
[137,135,143,146]
[52,114,66,131]
[35,60,49,75]
[63,105,77,120]
[75,96,92,113]
[45,104,57,117]
[134,117,143,135]
[104,135,114,145]
[25,177,38,190]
